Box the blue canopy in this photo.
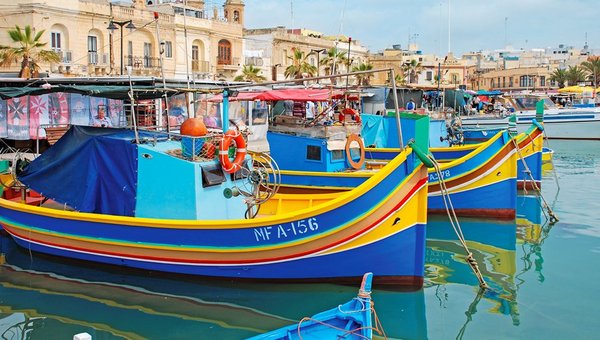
[19,126,143,216]
[477,90,503,96]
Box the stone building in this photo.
[0,0,244,80]
[243,26,369,84]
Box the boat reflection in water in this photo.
[0,232,427,339]
[425,216,520,325]
[516,192,553,284]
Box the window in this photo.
[164,41,173,58]
[143,42,152,67]
[519,75,533,87]
[88,35,98,64]
[426,71,432,81]
[233,10,240,23]
[332,150,344,161]
[51,32,61,51]
[127,41,133,66]
[540,76,546,87]
[218,39,232,65]
[192,45,199,71]
[306,145,321,161]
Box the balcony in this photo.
[192,60,210,73]
[216,57,240,71]
[88,52,109,65]
[53,49,72,64]
[124,55,161,76]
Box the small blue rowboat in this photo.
[249,272,377,340]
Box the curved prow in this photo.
[532,119,544,131]
[408,141,435,168]
[358,272,373,298]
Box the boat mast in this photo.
[154,11,171,134]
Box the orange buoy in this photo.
[180,117,208,136]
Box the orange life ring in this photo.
[219,130,247,173]
[345,133,365,170]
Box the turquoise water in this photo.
[0,140,598,339]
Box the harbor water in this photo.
[0,140,598,339]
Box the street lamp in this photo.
[310,48,326,82]
[107,20,136,75]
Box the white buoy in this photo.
[73,333,92,340]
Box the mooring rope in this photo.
[428,154,489,290]
[511,137,559,224]
[296,298,388,339]
[542,131,561,192]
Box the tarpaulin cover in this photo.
[0,85,180,100]
[18,126,142,216]
[209,89,360,102]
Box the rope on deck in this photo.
[428,155,489,290]
[511,137,559,224]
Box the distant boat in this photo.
[460,93,600,140]
[249,272,377,340]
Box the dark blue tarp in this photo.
[19,126,140,216]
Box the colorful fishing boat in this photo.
[250,272,377,340]
[444,120,544,190]
[0,122,429,287]
[364,115,518,218]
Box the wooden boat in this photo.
[444,121,544,190]
[274,112,524,218]
[0,124,428,287]
[367,122,519,219]
[249,272,376,340]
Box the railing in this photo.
[217,57,239,66]
[192,60,210,73]
[53,50,72,64]
[88,52,108,65]
[124,55,160,69]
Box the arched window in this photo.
[233,10,240,23]
[218,39,231,65]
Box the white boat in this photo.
[460,94,600,140]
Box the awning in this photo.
[0,85,181,100]
[557,85,595,94]
[208,89,359,102]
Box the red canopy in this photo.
[207,89,359,102]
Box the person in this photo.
[406,99,416,110]
[92,105,112,127]
[305,101,316,120]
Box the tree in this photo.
[320,47,348,81]
[581,58,600,88]
[402,59,423,84]
[351,62,373,86]
[549,68,567,88]
[234,65,266,82]
[0,25,60,78]
[565,65,587,86]
[284,48,316,80]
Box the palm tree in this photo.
[549,68,567,88]
[234,65,266,82]
[402,59,423,84]
[284,48,317,79]
[0,25,60,78]
[565,65,587,86]
[386,72,406,86]
[320,47,348,79]
[351,62,373,86]
[581,58,600,88]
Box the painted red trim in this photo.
[5,177,429,266]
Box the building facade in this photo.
[0,0,244,80]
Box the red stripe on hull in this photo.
[5,177,429,266]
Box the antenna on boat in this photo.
[127,66,140,144]
[154,12,171,134]
[390,69,404,149]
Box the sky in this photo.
[242,0,599,56]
